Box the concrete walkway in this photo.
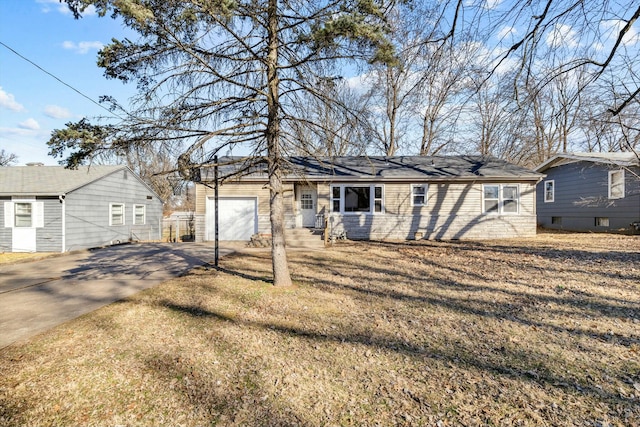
[0,242,237,349]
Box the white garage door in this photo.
[206,197,257,241]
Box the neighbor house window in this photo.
[331,185,384,214]
[14,202,32,227]
[595,217,610,227]
[110,203,125,226]
[411,184,428,206]
[551,216,562,225]
[544,180,554,203]
[483,184,519,214]
[608,170,624,199]
[134,204,146,225]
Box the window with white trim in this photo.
[608,170,624,199]
[110,203,125,226]
[134,204,146,225]
[411,184,428,206]
[483,184,519,214]
[14,202,33,227]
[330,185,384,214]
[544,180,554,203]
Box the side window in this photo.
[14,202,32,227]
[544,180,554,203]
[483,185,500,213]
[134,204,146,225]
[483,184,519,214]
[110,203,125,226]
[608,170,624,199]
[411,184,428,206]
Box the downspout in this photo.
[59,194,66,252]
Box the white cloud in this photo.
[484,0,502,10]
[44,105,73,119]
[18,118,41,131]
[0,87,25,112]
[497,26,517,39]
[62,40,104,54]
[601,20,640,46]
[546,23,578,49]
[37,0,96,16]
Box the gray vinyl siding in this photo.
[64,169,163,251]
[537,161,640,232]
[0,197,10,251]
[35,197,63,252]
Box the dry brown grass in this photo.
[1,232,639,426]
[0,252,56,265]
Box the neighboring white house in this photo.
[194,156,544,242]
[0,164,163,252]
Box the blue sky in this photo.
[0,0,134,165]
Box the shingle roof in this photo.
[0,165,127,196]
[202,156,543,182]
[535,152,640,172]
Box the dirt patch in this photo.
[1,232,638,426]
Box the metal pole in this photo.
[214,155,219,267]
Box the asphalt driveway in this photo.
[0,242,237,349]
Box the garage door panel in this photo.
[206,197,256,241]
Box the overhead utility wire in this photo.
[0,40,125,120]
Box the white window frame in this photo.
[330,184,385,215]
[110,203,125,226]
[608,170,625,199]
[14,202,33,228]
[411,184,429,207]
[482,184,520,215]
[544,180,554,203]
[133,204,146,225]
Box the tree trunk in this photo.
[266,0,292,287]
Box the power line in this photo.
[0,40,125,120]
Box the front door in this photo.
[298,186,317,227]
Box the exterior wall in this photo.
[195,181,296,242]
[0,197,11,252]
[64,169,163,251]
[537,161,640,232]
[36,197,63,252]
[197,179,538,241]
[321,181,537,240]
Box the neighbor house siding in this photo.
[537,161,640,232]
[321,181,537,240]
[65,169,162,251]
[0,197,11,251]
[35,197,63,252]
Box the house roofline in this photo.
[535,152,640,172]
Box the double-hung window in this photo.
[411,184,428,206]
[608,170,624,199]
[331,185,384,214]
[110,203,125,226]
[14,202,33,227]
[544,180,554,203]
[134,204,146,225]
[483,184,519,214]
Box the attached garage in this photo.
[205,197,257,241]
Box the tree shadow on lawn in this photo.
[159,299,639,416]
[369,239,640,283]
[216,248,639,349]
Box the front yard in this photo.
[1,232,638,426]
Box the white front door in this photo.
[298,186,317,227]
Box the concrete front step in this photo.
[285,228,324,249]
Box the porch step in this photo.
[285,228,324,249]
